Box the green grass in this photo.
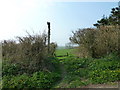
[55,48,76,60]
[55,48,75,56]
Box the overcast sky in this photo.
[0,0,119,46]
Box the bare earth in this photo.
[81,81,120,88]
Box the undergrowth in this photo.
[2,57,62,89]
[55,53,120,88]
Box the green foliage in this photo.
[3,74,30,88]
[2,61,21,76]
[88,53,120,71]
[47,57,61,74]
[89,70,120,84]
[2,57,61,88]
[89,60,120,71]
[63,57,92,78]
[58,53,120,87]
[30,72,61,88]
[88,53,120,84]
[3,49,120,88]
[3,71,61,88]
[68,80,88,88]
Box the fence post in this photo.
[47,22,50,54]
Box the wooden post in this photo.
[118,2,120,56]
[47,22,50,54]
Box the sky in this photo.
[0,0,119,46]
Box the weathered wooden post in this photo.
[118,1,120,26]
[47,22,50,54]
[118,1,120,57]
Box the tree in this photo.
[69,28,97,57]
[94,3,120,27]
[65,42,74,49]
[109,7,120,25]
[93,15,109,28]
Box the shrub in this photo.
[70,26,119,58]
[2,62,21,76]
[61,53,120,86]
[63,57,92,78]
[30,72,61,88]
[89,69,120,84]
[2,32,57,74]
[3,74,30,88]
[2,71,61,88]
[88,54,120,71]
[88,53,120,84]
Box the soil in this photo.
[81,81,120,88]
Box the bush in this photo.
[2,56,61,88]
[61,53,120,86]
[2,71,61,88]
[89,69,120,84]
[30,72,61,88]
[88,53,120,84]
[3,74,30,88]
[2,32,57,74]
[2,62,21,76]
[70,26,119,58]
[88,54,120,71]
[63,57,93,79]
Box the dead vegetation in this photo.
[2,32,57,74]
[70,26,120,58]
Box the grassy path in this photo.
[60,63,66,79]
[54,57,68,88]
[55,49,120,88]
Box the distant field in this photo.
[55,48,75,56]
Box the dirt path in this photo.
[81,81,120,88]
[54,60,68,88]
[60,63,67,79]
